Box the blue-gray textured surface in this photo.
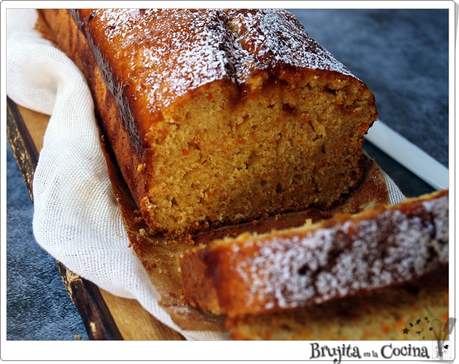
[6,8,449,340]
[7,140,89,340]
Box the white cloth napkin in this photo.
[6,9,404,341]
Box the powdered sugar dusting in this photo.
[233,193,448,311]
[227,9,352,75]
[98,9,242,96]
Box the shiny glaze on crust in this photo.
[70,9,354,150]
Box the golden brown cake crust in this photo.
[70,9,361,146]
[38,9,147,220]
[180,189,449,316]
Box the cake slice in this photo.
[180,189,449,316]
[40,9,377,238]
[226,265,449,340]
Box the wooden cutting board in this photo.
[6,96,185,340]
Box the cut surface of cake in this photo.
[42,9,377,237]
[180,189,449,315]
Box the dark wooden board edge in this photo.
[56,261,123,340]
[6,96,124,340]
[7,97,38,202]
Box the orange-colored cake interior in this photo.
[140,70,375,235]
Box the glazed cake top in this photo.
[71,9,355,143]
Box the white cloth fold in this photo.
[7,9,404,341]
